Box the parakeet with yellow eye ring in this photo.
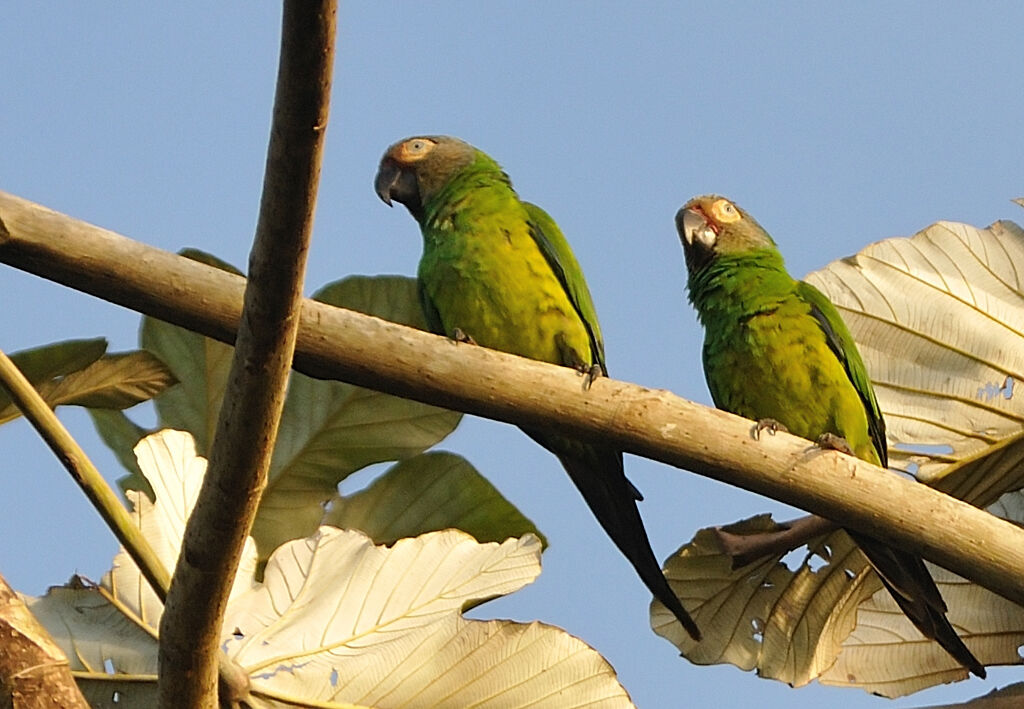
[677,194,984,677]
[375,135,701,640]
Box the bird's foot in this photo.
[816,432,855,456]
[580,363,604,391]
[753,418,788,440]
[451,328,478,346]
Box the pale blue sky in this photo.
[2,3,1022,707]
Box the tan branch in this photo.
[0,572,88,708]
[155,2,335,707]
[2,189,1024,612]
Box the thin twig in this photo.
[712,514,838,569]
[155,2,336,707]
[0,349,171,600]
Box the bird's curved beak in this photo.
[374,159,401,206]
[677,207,716,247]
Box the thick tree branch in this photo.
[2,190,1024,613]
[0,572,88,708]
[156,3,335,707]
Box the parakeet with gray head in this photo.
[677,193,984,677]
[374,135,700,640]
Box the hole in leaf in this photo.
[807,551,829,573]
[330,668,339,687]
[891,442,954,456]
[103,658,115,674]
[780,547,805,571]
[751,617,765,642]
[978,376,1015,402]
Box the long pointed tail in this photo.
[527,429,701,640]
[850,532,985,678]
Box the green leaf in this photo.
[312,273,431,329]
[252,275,462,558]
[7,337,107,384]
[0,345,175,426]
[47,351,176,408]
[325,452,546,547]
[0,338,107,419]
[141,316,233,454]
[135,273,463,559]
[88,408,151,497]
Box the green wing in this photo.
[795,280,887,466]
[417,281,446,336]
[522,201,607,374]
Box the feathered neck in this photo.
[687,248,795,327]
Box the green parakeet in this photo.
[375,135,700,640]
[677,194,984,677]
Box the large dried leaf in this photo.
[805,218,1024,490]
[655,513,1024,698]
[31,430,629,708]
[0,340,173,424]
[324,451,546,547]
[656,217,1024,697]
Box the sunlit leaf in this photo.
[31,430,627,708]
[656,217,1024,697]
[805,218,1024,488]
[325,451,545,547]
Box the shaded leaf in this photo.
[141,316,233,454]
[655,514,1024,698]
[252,275,461,558]
[0,337,106,422]
[47,351,176,409]
[325,451,546,547]
[0,344,175,425]
[5,337,106,389]
[88,408,150,496]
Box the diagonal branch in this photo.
[155,2,335,707]
[0,349,172,600]
[2,188,1024,613]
